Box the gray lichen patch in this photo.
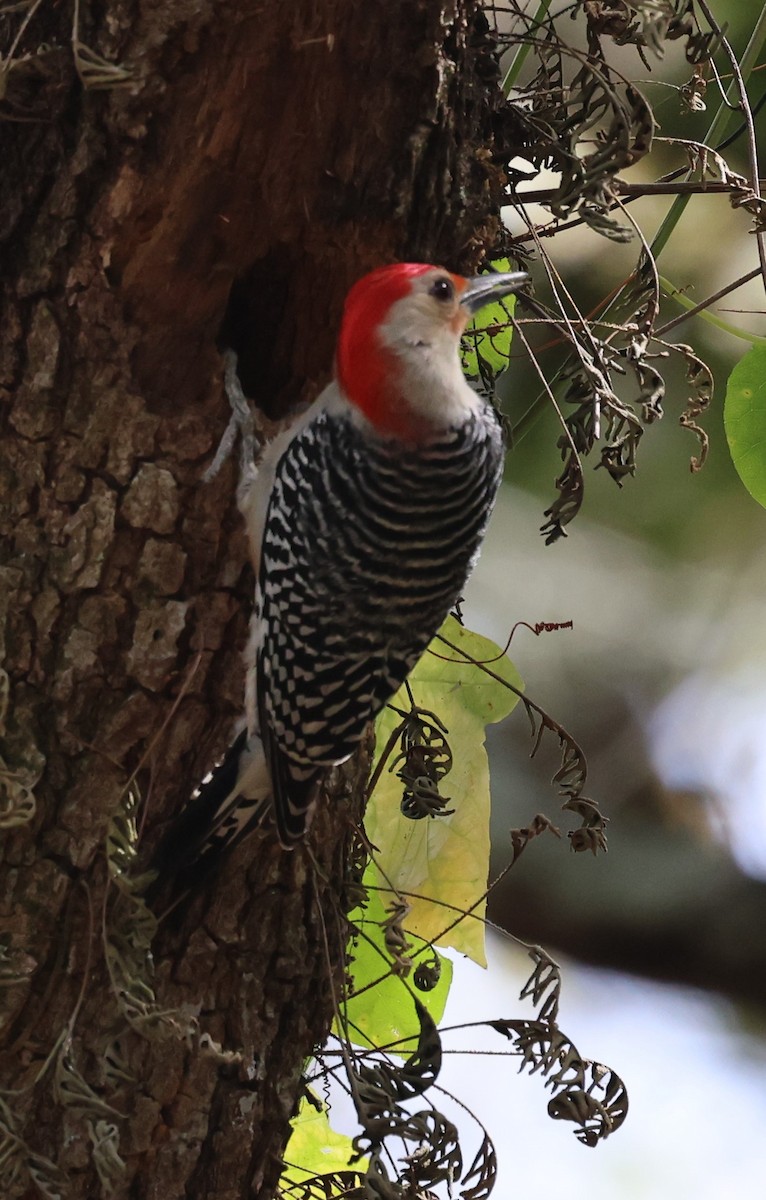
[136,538,187,596]
[121,464,180,535]
[8,301,61,440]
[127,601,190,691]
[49,481,117,592]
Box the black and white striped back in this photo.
[257,403,505,842]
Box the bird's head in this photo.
[335,263,528,440]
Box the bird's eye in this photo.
[429,276,455,303]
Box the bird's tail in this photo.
[147,729,272,900]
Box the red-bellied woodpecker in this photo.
[158,263,528,879]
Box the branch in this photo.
[654,267,764,338]
[696,0,766,296]
[516,178,765,205]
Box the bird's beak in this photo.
[460,271,529,314]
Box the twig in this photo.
[651,4,766,261]
[654,267,763,338]
[517,178,765,205]
[696,0,766,297]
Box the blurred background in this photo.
[449,7,766,1192]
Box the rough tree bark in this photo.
[0,1,513,1196]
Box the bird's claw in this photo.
[203,349,259,484]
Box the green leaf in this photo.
[280,1095,365,1185]
[365,616,522,967]
[462,258,519,380]
[724,345,766,508]
[344,871,453,1051]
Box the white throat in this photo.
[377,299,481,432]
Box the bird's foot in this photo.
[203,349,259,486]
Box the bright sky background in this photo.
[440,937,766,1198]
[650,667,766,878]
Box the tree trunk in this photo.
[0,1,511,1196]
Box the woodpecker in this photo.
[157,263,528,880]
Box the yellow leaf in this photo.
[344,874,453,1050]
[281,1095,364,1185]
[365,616,522,967]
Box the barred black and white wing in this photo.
[255,397,504,845]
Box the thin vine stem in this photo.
[500,0,553,94]
[659,275,766,345]
[650,3,766,262]
[696,0,766,295]
[654,266,763,337]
